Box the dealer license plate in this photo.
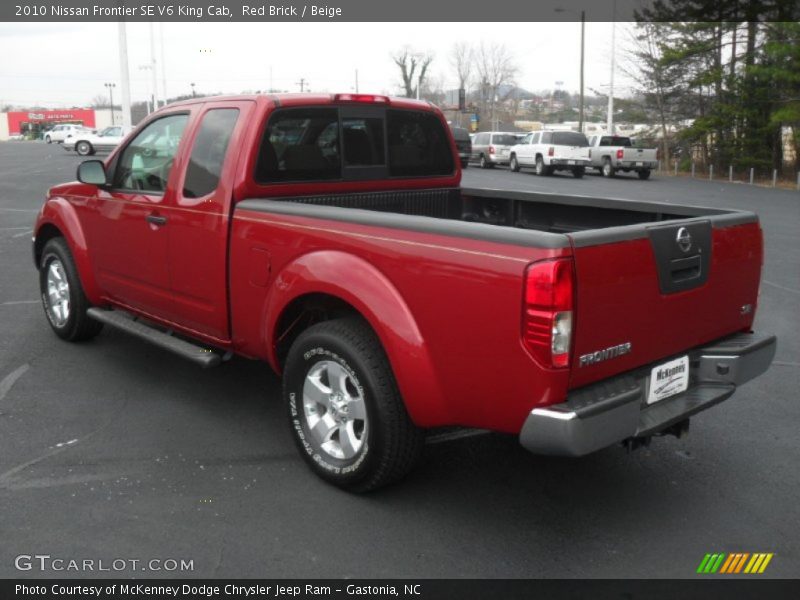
[647,355,689,404]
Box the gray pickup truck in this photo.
[588,135,658,179]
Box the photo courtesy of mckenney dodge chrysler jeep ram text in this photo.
[32,93,776,491]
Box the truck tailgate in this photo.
[567,217,763,389]
[623,148,657,162]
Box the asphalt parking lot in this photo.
[1,141,798,579]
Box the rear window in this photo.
[450,126,470,141]
[552,132,589,147]
[386,110,454,177]
[491,134,518,146]
[599,136,632,147]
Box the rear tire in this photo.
[460,159,469,169]
[479,154,488,169]
[283,317,424,492]
[602,158,616,178]
[572,166,585,179]
[510,154,520,172]
[638,169,651,180]
[535,156,550,176]
[45,135,52,144]
[76,141,93,156]
[39,238,103,342]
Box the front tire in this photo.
[76,141,93,156]
[39,238,103,342]
[283,317,424,492]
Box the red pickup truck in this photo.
[33,94,776,491]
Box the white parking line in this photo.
[763,280,800,295]
[1,300,39,305]
[0,207,38,213]
[0,227,31,231]
[11,230,33,238]
[0,364,29,403]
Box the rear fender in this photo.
[36,197,103,305]
[264,250,446,426]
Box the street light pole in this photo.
[579,10,585,134]
[607,0,616,135]
[190,82,196,97]
[117,22,132,127]
[104,83,116,124]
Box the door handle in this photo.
[146,213,168,226]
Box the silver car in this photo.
[470,131,520,168]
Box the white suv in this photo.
[509,131,591,178]
[44,124,90,144]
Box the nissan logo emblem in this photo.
[676,227,692,253]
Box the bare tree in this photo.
[91,94,111,108]
[392,46,434,98]
[475,42,518,129]
[450,42,473,92]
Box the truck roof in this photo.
[164,93,437,112]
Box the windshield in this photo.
[552,132,588,147]
[492,134,518,146]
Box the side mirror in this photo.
[77,160,108,187]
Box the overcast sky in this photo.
[0,21,638,108]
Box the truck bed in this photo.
[242,186,754,237]
[234,186,761,410]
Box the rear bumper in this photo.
[617,160,657,169]
[550,158,590,167]
[519,332,776,456]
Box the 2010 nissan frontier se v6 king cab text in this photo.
[33,94,776,491]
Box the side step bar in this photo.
[87,308,222,368]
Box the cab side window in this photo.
[183,108,239,198]
[113,114,189,193]
[255,108,340,182]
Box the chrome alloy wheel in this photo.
[302,360,368,460]
[45,259,70,327]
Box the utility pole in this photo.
[117,22,132,127]
[607,0,616,135]
[297,78,308,92]
[104,83,116,124]
[159,23,167,106]
[190,82,196,97]
[355,69,359,93]
[148,22,159,109]
[579,10,585,133]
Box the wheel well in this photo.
[33,224,63,269]
[273,293,365,369]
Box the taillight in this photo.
[522,258,574,369]
[548,146,554,157]
[489,145,496,155]
[616,148,624,160]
